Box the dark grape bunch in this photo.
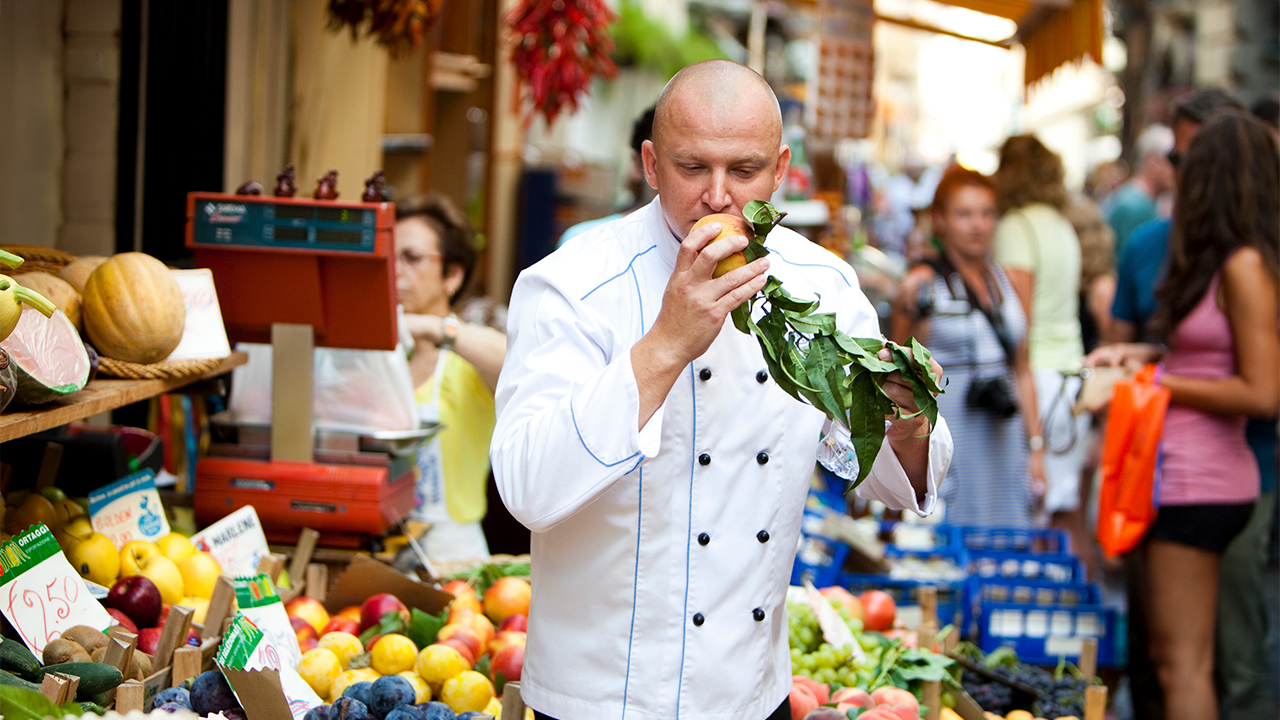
[960,669,1013,713]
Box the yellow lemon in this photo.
[370,633,417,676]
[317,632,364,670]
[397,671,431,703]
[296,648,341,699]
[415,644,468,686]
[440,670,493,713]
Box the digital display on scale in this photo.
[192,197,376,252]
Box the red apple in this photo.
[106,608,138,633]
[487,630,526,657]
[105,576,162,629]
[791,675,829,706]
[831,687,873,707]
[185,626,201,646]
[870,687,919,714]
[321,616,359,637]
[490,643,523,683]
[497,614,528,633]
[137,627,162,655]
[788,683,818,720]
[359,593,409,632]
[291,615,319,644]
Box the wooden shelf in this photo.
[0,352,248,443]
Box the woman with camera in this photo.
[892,165,1043,526]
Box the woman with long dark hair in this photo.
[1086,109,1280,720]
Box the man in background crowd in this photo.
[1106,124,1175,257]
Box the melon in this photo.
[82,253,185,364]
[12,272,81,331]
[59,255,108,294]
[0,308,91,404]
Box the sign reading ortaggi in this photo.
[0,523,113,654]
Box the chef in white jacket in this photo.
[491,60,952,720]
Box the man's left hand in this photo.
[877,346,943,441]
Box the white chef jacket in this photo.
[491,198,952,720]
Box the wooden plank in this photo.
[1085,685,1107,720]
[154,604,194,669]
[1080,637,1098,683]
[203,576,236,641]
[498,681,524,720]
[288,528,322,588]
[116,680,145,714]
[305,563,328,602]
[171,647,202,687]
[39,673,76,705]
[258,552,287,583]
[0,352,247,442]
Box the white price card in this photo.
[190,505,270,577]
[0,523,113,654]
[88,469,170,548]
[167,268,231,361]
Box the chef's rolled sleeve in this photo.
[491,272,662,533]
[859,414,951,516]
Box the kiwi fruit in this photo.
[90,646,107,663]
[130,650,152,681]
[42,638,90,665]
[60,626,109,655]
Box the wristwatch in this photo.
[437,316,459,350]
[1027,435,1045,452]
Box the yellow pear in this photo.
[156,533,198,562]
[177,552,222,600]
[119,540,163,577]
[67,533,120,587]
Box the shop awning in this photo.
[873,0,1105,88]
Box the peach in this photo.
[497,613,528,633]
[437,637,477,666]
[871,687,919,714]
[291,615,319,644]
[859,710,906,720]
[802,709,846,720]
[831,687,873,707]
[878,706,921,720]
[691,213,751,278]
[482,577,531,625]
[490,643,524,684]
[791,675,829,706]
[285,596,331,634]
[487,630,527,658]
[788,684,818,720]
[321,615,360,637]
[443,580,484,614]
[337,605,362,622]
[437,624,484,661]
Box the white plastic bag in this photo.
[228,342,419,433]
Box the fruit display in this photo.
[952,644,1092,720]
[81,251,186,365]
[288,563,531,718]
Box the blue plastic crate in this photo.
[880,521,957,550]
[967,551,1086,584]
[966,577,1101,642]
[948,525,1072,554]
[977,601,1122,667]
[791,533,850,588]
[838,572,966,632]
[810,468,851,511]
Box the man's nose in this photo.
[703,170,731,212]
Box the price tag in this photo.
[218,614,323,720]
[190,506,270,577]
[168,268,231,361]
[0,523,113,654]
[232,574,302,670]
[88,470,170,548]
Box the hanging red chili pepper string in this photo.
[507,0,619,126]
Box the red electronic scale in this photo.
[186,192,425,547]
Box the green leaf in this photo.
[908,337,944,394]
[744,199,786,237]
[348,651,372,669]
[406,607,447,649]
[357,609,408,646]
[789,312,837,335]
[846,371,886,486]
[0,685,83,720]
[493,669,508,698]
[762,282,821,315]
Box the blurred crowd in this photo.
[866,89,1278,720]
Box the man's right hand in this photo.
[630,221,771,428]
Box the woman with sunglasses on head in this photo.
[395,193,507,562]
[1085,109,1280,720]
[892,165,1040,527]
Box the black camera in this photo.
[967,375,1018,417]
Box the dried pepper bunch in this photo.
[326,0,443,56]
[507,0,619,125]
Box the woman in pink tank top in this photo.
[1085,110,1279,720]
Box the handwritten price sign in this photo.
[233,574,302,670]
[0,523,113,654]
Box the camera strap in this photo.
[923,255,1018,367]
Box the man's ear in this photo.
[772,145,792,194]
[642,139,659,190]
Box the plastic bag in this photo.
[228,341,419,433]
[1096,364,1171,557]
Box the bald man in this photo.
[491,61,951,720]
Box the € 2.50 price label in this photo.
[0,523,113,654]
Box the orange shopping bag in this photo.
[1097,364,1171,557]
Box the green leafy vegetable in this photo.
[406,607,447,649]
[445,561,531,596]
[730,201,945,486]
[0,685,82,720]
